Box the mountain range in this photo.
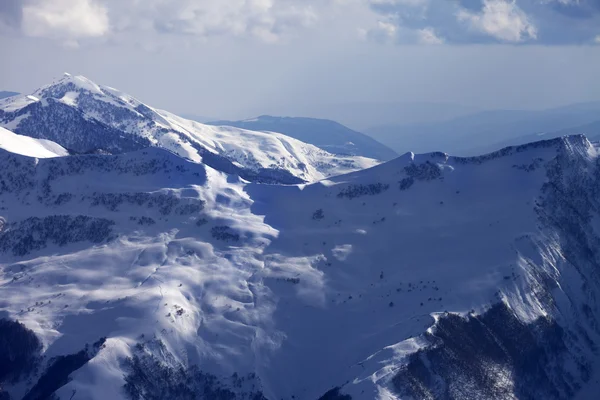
[206,116,398,161]
[1,75,600,400]
[0,91,19,100]
[0,74,377,185]
[366,101,600,156]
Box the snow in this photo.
[0,74,379,183]
[0,126,68,158]
[59,91,79,106]
[159,109,379,181]
[243,147,551,397]
[0,135,597,399]
[1,112,30,130]
[1,77,599,399]
[63,74,104,95]
[0,93,39,112]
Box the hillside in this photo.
[0,74,377,184]
[207,116,398,161]
[0,126,68,158]
[1,133,600,399]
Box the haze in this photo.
[1,0,599,129]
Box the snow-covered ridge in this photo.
[206,115,399,161]
[0,73,378,183]
[2,133,600,399]
[0,126,68,158]
[325,134,593,189]
[244,134,600,399]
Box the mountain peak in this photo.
[34,74,111,103]
[0,74,378,184]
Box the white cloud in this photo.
[418,27,444,44]
[141,0,320,42]
[456,0,537,42]
[22,0,109,39]
[595,35,600,44]
[7,0,598,46]
[359,18,399,43]
[10,0,327,44]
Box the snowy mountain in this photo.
[0,74,377,184]
[0,126,68,158]
[2,131,600,399]
[206,116,398,161]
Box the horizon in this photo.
[4,71,600,131]
[1,0,599,126]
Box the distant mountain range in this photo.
[0,91,19,100]
[257,100,483,131]
[207,115,398,161]
[366,101,600,156]
[474,118,600,154]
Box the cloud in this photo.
[360,20,398,43]
[5,0,600,46]
[417,27,444,44]
[365,0,600,44]
[5,0,324,44]
[456,0,537,42]
[144,0,319,42]
[21,0,109,40]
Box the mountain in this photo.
[0,91,19,100]
[0,74,377,184]
[2,131,600,399]
[0,126,68,158]
[366,101,600,156]
[206,116,398,161]
[276,101,482,132]
[477,119,600,155]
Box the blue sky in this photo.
[1,0,599,120]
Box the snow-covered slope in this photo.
[0,74,377,184]
[2,135,600,400]
[206,115,399,161]
[0,126,68,158]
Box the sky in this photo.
[0,0,599,123]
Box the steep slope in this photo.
[2,135,600,399]
[0,74,377,184]
[245,135,600,399]
[207,116,398,161]
[0,126,68,158]
[0,145,271,400]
